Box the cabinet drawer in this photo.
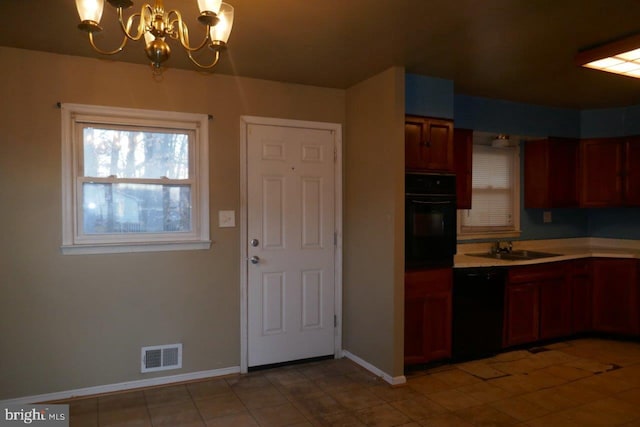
[406,268,452,295]
[508,262,566,284]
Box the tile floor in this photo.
[62,338,640,426]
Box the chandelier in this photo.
[75,0,234,72]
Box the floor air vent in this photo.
[141,343,182,373]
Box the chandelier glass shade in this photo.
[75,0,234,71]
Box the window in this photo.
[61,103,210,254]
[458,143,520,239]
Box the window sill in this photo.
[457,230,521,241]
[61,240,212,255]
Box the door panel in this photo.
[301,269,323,329]
[262,272,285,335]
[505,284,539,347]
[247,123,336,367]
[580,139,624,206]
[302,177,323,248]
[262,177,285,249]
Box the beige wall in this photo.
[343,67,405,378]
[0,47,346,400]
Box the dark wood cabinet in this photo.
[625,137,640,206]
[405,116,454,172]
[453,128,473,209]
[580,138,625,207]
[404,268,452,364]
[524,135,640,208]
[580,138,626,207]
[571,260,593,333]
[592,258,639,335]
[525,138,579,208]
[539,276,572,339]
[505,283,539,346]
[504,262,569,347]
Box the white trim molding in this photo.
[60,103,211,255]
[0,366,240,406]
[342,350,407,386]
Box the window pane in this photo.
[462,145,516,229]
[82,127,189,179]
[472,146,512,190]
[464,190,513,227]
[82,183,191,234]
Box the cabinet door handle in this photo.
[421,140,431,147]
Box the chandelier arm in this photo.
[167,9,210,52]
[187,49,221,69]
[88,31,130,55]
[117,5,151,41]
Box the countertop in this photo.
[454,237,640,268]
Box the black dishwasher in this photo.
[452,267,506,361]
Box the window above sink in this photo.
[457,131,525,241]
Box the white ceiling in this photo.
[3,0,640,109]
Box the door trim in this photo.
[239,116,343,373]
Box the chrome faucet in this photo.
[491,240,513,254]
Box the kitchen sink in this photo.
[466,249,561,261]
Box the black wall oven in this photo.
[405,173,457,268]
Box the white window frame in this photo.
[457,144,521,240]
[61,103,210,255]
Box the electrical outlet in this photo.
[543,211,552,223]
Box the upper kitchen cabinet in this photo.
[580,138,625,207]
[579,136,640,207]
[525,138,579,208]
[453,128,473,209]
[405,115,454,173]
[625,137,640,206]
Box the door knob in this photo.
[249,255,260,264]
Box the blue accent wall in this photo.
[405,74,454,119]
[580,107,627,138]
[581,104,640,138]
[454,95,580,137]
[520,209,590,240]
[589,209,640,240]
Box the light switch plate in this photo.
[218,210,235,228]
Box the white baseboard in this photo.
[342,350,406,386]
[0,366,241,406]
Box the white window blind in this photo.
[459,144,520,237]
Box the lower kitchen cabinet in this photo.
[592,258,640,335]
[404,268,452,365]
[539,275,572,339]
[504,262,570,347]
[571,260,593,333]
[505,283,539,346]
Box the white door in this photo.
[246,123,337,367]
